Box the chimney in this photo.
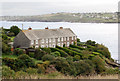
[45,27,49,29]
[60,27,63,29]
[28,27,32,30]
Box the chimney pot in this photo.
[60,27,63,29]
[45,27,49,29]
[28,27,32,30]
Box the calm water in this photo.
[0,21,118,60]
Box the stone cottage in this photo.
[13,27,77,48]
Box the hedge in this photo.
[69,44,85,50]
[56,46,82,57]
[50,48,68,57]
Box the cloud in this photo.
[0,0,119,16]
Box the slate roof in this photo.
[22,28,76,40]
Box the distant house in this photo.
[13,27,77,48]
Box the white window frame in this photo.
[53,38,55,42]
[61,37,63,41]
[49,38,51,42]
[58,38,60,42]
[41,45,44,48]
[41,39,44,43]
[31,40,34,45]
[36,40,38,44]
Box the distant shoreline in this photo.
[0,20,119,24]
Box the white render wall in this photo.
[31,36,77,48]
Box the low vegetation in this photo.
[1,26,119,79]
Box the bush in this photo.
[37,64,45,74]
[51,57,71,75]
[2,65,15,78]
[2,58,16,70]
[34,48,47,60]
[86,40,96,46]
[73,55,80,61]
[56,46,82,57]
[14,54,35,71]
[41,48,51,54]
[42,54,55,61]
[92,56,106,73]
[74,60,94,76]
[13,48,24,56]
[15,70,27,79]
[96,44,111,59]
[51,51,61,57]
[28,52,34,58]
[26,67,38,75]
[69,44,85,50]
[50,48,68,57]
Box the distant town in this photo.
[0,12,118,23]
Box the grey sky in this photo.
[0,0,119,16]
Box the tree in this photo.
[10,26,20,36]
[86,40,96,46]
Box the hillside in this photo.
[0,12,118,23]
[2,26,119,79]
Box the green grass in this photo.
[2,54,18,59]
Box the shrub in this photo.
[73,55,80,61]
[26,67,38,75]
[15,70,27,79]
[74,60,94,76]
[41,48,51,54]
[56,46,82,57]
[13,48,24,56]
[2,65,15,78]
[85,40,96,46]
[51,57,70,75]
[50,48,68,57]
[34,48,47,60]
[92,56,106,73]
[15,54,35,71]
[69,44,85,50]
[51,51,61,57]
[96,44,111,59]
[2,58,16,70]
[37,64,45,74]
[28,52,34,58]
[42,54,55,61]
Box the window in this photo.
[72,37,74,40]
[61,37,63,41]
[64,37,66,41]
[41,45,44,48]
[53,38,55,42]
[67,42,69,46]
[67,37,69,40]
[36,40,38,44]
[72,42,74,45]
[35,45,39,48]
[49,38,51,42]
[41,39,44,43]
[49,44,51,47]
[57,43,60,46]
[53,44,55,48]
[46,39,48,43]
[31,40,34,45]
[58,38,60,42]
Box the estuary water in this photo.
[0,21,118,60]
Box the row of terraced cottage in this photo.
[13,27,77,48]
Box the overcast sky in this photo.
[0,0,119,16]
